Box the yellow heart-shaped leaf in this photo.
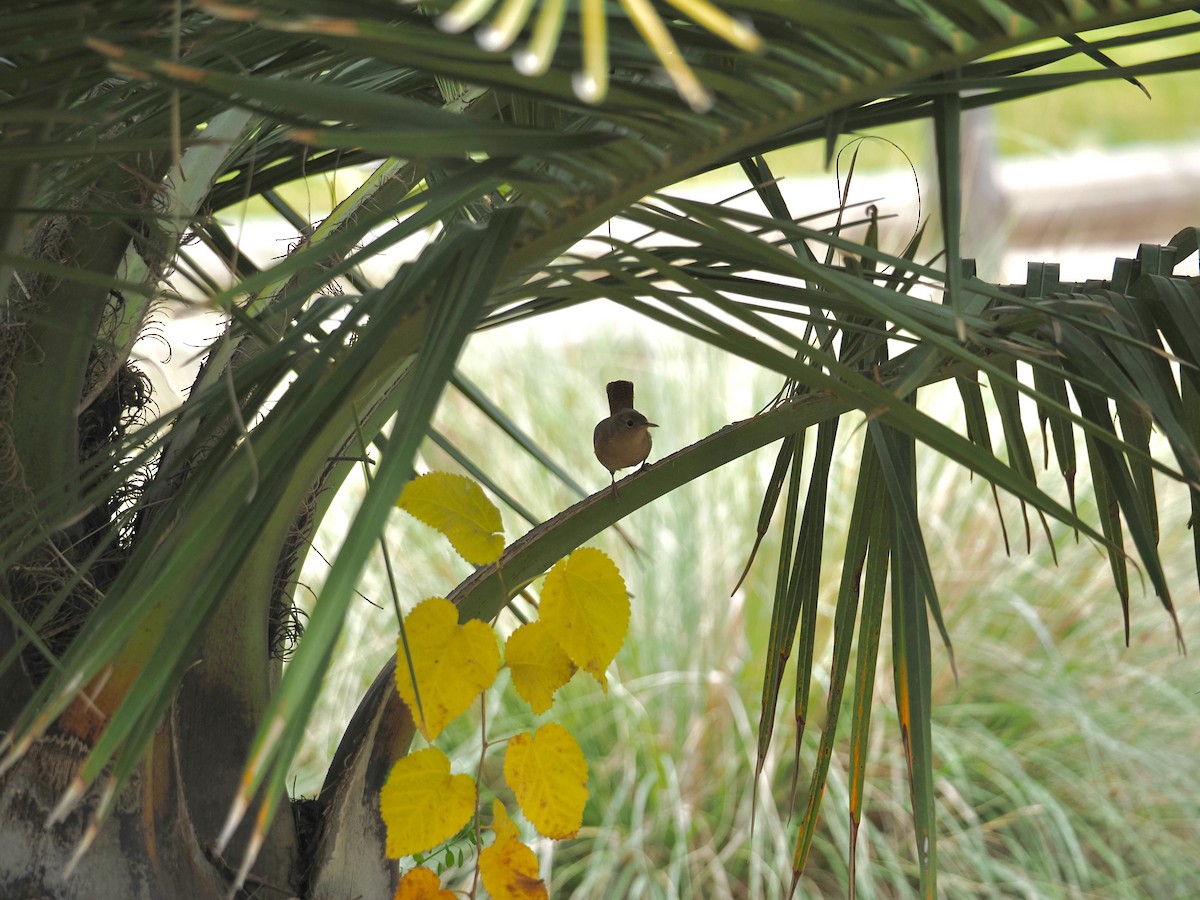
[505,620,576,715]
[479,803,548,900]
[397,472,504,565]
[539,548,629,691]
[503,723,588,840]
[396,597,500,740]
[379,747,475,859]
[394,865,456,899]
[490,799,520,844]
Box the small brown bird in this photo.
[593,380,657,495]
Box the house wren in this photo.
[593,380,657,494]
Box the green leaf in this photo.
[870,418,956,681]
[933,73,965,340]
[791,421,840,779]
[888,431,937,899]
[790,423,878,884]
[846,471,892,896]
[753,430,804,794]
[219,207,525,876]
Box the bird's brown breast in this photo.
[594,419,653,472]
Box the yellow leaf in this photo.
[397,472,504,565]
[379,747,475,859]
[538,548,629,691]
[503,723,588,839]
[396,597,501,740]
[491,799,520,844]
[505,621,575,714]
[479,830,548,900]
[394,866,457,900]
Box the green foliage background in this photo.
[296,322,1200,897]
[3,1,1200,896]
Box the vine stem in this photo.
[469,693,488,899]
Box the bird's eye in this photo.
[624,417,637,427]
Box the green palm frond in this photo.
[503,181,1197,890]
[2,0,1199,894]
[435,0,762,109]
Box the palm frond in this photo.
[2,0,1198,892]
